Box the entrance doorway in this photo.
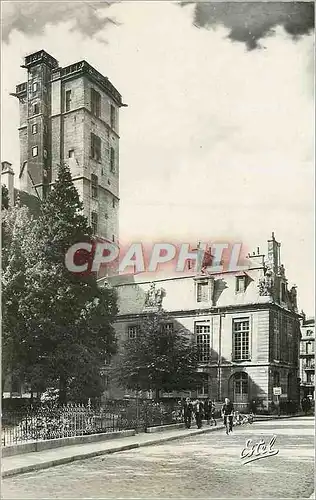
[229,372,249,411]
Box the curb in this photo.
[2,425,224,478]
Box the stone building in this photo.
[10,49,126,243]
[102,234,301,411]
[300,316,315,401]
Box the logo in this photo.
[240,435,279,465]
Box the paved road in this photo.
[2,416,314,499]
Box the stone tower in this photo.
[12,49,126,243]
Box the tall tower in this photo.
[12,49,125,244]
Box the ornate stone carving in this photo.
[144,283,165,309]
[289,285,298,311]
[258,270,273,296]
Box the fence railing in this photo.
[1,400,184,447]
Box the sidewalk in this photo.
[2,423,224,478]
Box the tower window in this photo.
[32,82,38,93]
[32,124,38,135]
[33,103,39,115]
[91,88,101,118]
[110,104,116,129]
[91,211,98,235]
[68,149,75,158]
[91,133,101,161]
[65,90,72,112]
[91,174,98,199]
[32,146,38,157]
[110,147,115,172]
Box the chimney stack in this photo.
[1,161,15,207]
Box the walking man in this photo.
[183,398,193,428]
[193,399,204,429]
[221,397,234,435]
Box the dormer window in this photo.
[236,276,246,293]
[196,281,209,303]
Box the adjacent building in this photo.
[10,49,125,243]
[300,316,315,401]
[102,234,302,411]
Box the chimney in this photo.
[1,161,14,207]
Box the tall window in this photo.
[273,316,280,360]
[32,146,38,157]
[91,211,98,235]
[91,133,101,161]
[110,104,116,129]
[273,371,280,387]
[110,147,115,172]
[32,82,38,93]
[33,103,39,115]
[195,322,210,362]
[306,341,315,354]
[32,124,38,135]
[236,276,246,293]
[91,174,98,199]
[68,149,75,158]
[233,318,250,361]
[197,374,208,396]
[91,88,101,117]
[281,282,286,301]
[196,281,209,302]
[128,325,138,340]
[65,90,72,112]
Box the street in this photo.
[2,416,314,499]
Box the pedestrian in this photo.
[193,399,204,429]
[221,397,234,435]
[183,397,193,428]
[204,398,210,424]
[204,399,217,425]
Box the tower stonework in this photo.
[12,50,125,244]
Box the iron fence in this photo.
[1,400,184,447]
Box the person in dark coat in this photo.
[193,399,204,429]
[205,399,217,426]
[221,398,234,434]
[183,398,193,428]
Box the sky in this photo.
[1,1,314,314]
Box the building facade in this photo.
[300,316,315,401]
[11,49,125,243]
[103,234,301,411]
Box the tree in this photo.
[1,203,38,396]
[114,309,200,400]
[2,163,118,403]
[2,184,9,210]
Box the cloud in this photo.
[181,1,314,49]
[1,1,119,43]
[1,0,314,314]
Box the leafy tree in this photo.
[114,309,200,400]
[2,164,118,403]
[2,184,9,210]
[1,203,38,396]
